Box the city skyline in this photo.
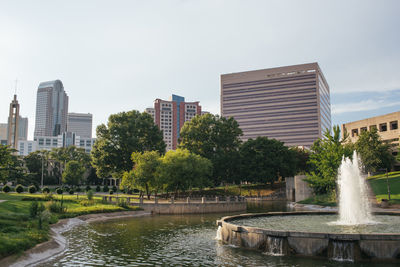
[1,0,399,140]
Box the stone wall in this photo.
[139,202,246,214]
[285,175,313,202]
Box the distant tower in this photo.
[7,95,20,150]
[34,80,69,137]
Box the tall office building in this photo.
[67,113,93,138]
[34,80,69,137]
[18,116,28,141]
[7,95,20,150]
[221,62,331,148]
[0,123,7,145]
[146,94,202,150]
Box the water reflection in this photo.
[40,202,396,267]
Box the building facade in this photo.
[18,140,39,156]
[32,132,96,154]
[146,94,201,150]
[0,123,7,145]
[34,80,69,137]
[341,111,400,157]
[221,62,331,148]
[18,117,28,141]
[67,112,93,138]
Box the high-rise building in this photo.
[18,116,28,141]
[67,113,93,138]
[7,95,20,150]
[0,123,7,145]
[146,94,202,150]
[221,63,331,148]
[34,80,69,137]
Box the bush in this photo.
[112,186,117,192]
[103,185,109,192]
[96,185,101,192]
[46,201,67,213]
[29,201,45,218]
[109,190,114,195]
[117,199,129,209]
[2,185,10,193]
[79,199,95,206]
[56,188,63,195]
[86,189,94,201]
[69,189,74,195]
[28,185,37,194]
[85,185,91,192]
[63,186,70,192]
[76,187,81,193]
[15,184,24,193]
[42,187,50,194]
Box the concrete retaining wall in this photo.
[139,202,246,214]
[286,175,313,202]
[217,211,400,261]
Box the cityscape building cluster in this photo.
[2,62,399,159]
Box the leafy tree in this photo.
[157,149,212,196]
[62,160,85,186]
[355,128,395,174]
[121,151,161,199]
[306,125,353,195]
[239,137,298,186]
[179,114,242,185]
[0,144,25,184]
[91,110,166,179]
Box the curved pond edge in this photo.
[216,211,400,262]
[1,210,151,267]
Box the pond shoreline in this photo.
[0,210,151,267]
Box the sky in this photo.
[0,0,399,139]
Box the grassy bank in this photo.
[0,192,141,259]
[297,193,337,207]
[368,171,400,204]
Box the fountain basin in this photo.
[217,211,400,262]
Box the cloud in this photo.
[332,99,400,115]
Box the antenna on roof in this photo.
[14,78,18,95]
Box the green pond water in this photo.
[40,202,397,267]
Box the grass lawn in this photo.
[187,183,284,197]
[297,193,337,207]
[0,192,141,259]
[368,171,400,204]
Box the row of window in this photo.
[350,121,398,137]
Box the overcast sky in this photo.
[1,0,399,139]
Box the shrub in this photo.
[56,188,63,195]
[29,201,45,218]
[112,186,117,192]
[96,185,101,192]
[103,185,109,192]
[79,199,95,206]
[117,199,129,209]
[42,186,50,194]
[28,185,37,194]
[85,185,91,192]
[109,190,114,195]
[76,187,81,193]
[86,189,94,201]
[69,189,74,195]
[63,186,70,192]
[43,192,54,201]
[2,185,10,193]
[15,184,24,193]
[46,201,67,213]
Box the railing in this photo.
[102,195,246,204]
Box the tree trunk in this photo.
[145,184,150,200]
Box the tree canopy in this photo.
[62,160,85,186]
[239,136,298,185]
[305,125,353,195]
[355,128,394,173]
[178,113,242,185]
[91,110,166,178]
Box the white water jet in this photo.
[215,226,222,241]
[335,151,373,225]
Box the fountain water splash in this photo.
[215,226,222,241]
[331,240,354,262]
[264,236,284,256]
[335,151,374,225]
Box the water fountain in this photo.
[217,151,400,261]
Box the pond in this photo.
[41,201,396,266]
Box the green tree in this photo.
[239,137,298,186]
[24,150,59,185]
[157,149,212,196]
[306,125,353,195]
[355,128,394,174]
[0,145,26,185]
[91,110,165,179]
[120,151,161,199]
[179,114,242,185]
[62,160,85,186]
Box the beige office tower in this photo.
[221,62,331,147]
